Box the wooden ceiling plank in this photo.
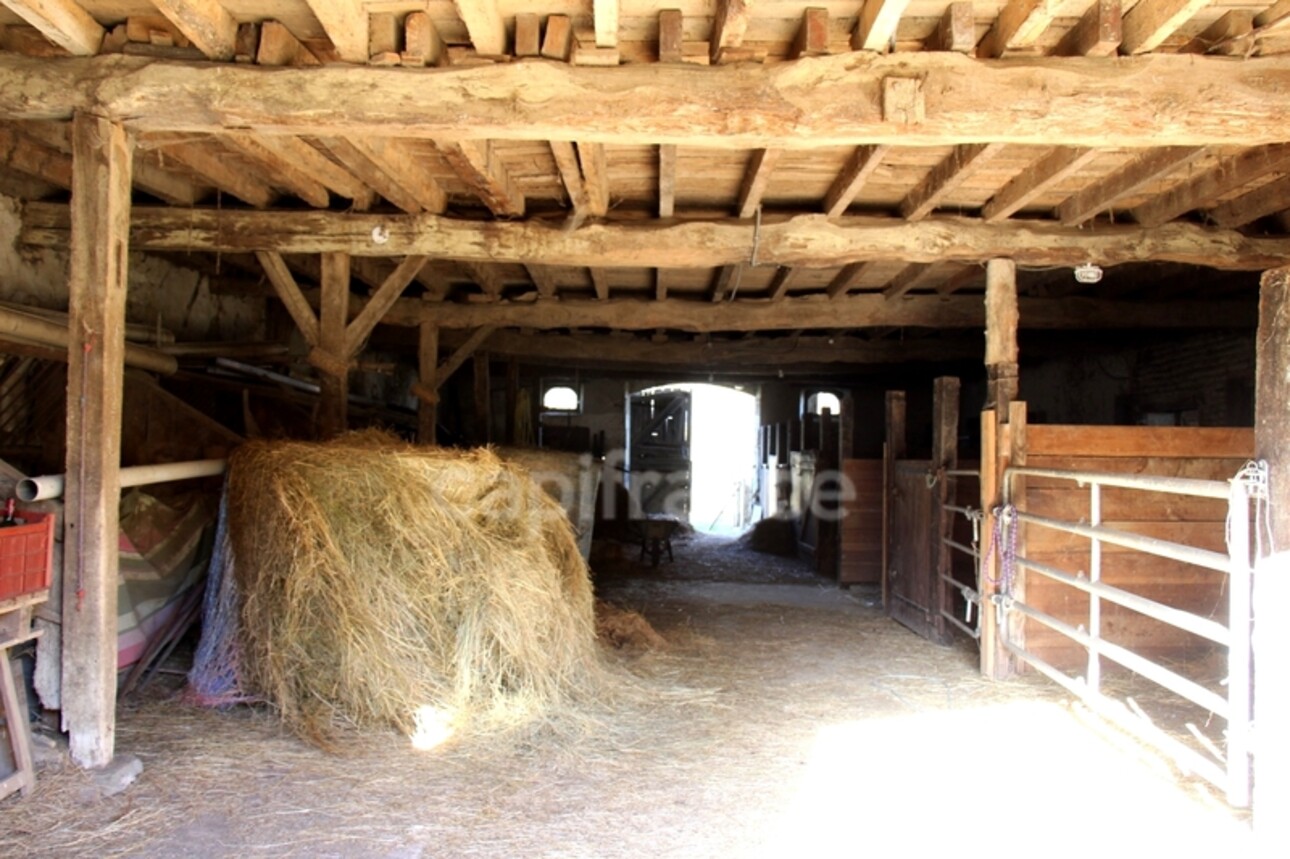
[590,267,609,300]
[7,53,1290,149]
[736,148,782,218]
[659,143,676,218]
[25,204,1290,271]
[345,255,431,355]
[255,250,318,345]
[824,145,889,217]
[853,0,912,52]
[342,137,446,213]
[453,0,506,57]
[576,141,610,216]
[413,294,1255,333]
[223,132,330,208]
[150,0,236,61]
[438,139,525,217]
[1054,0,1122,57]
[1179,10,1253,54]
[826,262,871,299]
[1121,0,1210,54]
[155,140,275,207]
[317,137,424,214]
[931,3,975,52]
[594,0,619,48]
[767,266,799,302]
[977,0,1056,59]
[550,140,591,215]
[1132,143,1290,226]
[1056,146,1206,226]
[1206,174,1290,227]
[791,7,830,59]
[982,146,1098,222]
[0,0,102,56]
[301,0,367,63]
[901,143,1006,221]
[710,0,750,64]
[882,262,936,299]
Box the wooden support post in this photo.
[985,258,1019,418]
[417,321,438,444]
[931,376,960,644]
[317,252,350,438]
[978,408,1002,678]
[63,113,132,769]
[473,351,491,444]
[1255,265,1290,840]
[505,358,519,445]
[882,391,906,611]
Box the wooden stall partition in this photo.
[839,459,882,585]
[1014,423,1253,672]
[888,458,937,639]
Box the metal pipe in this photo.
[1006,466,1230,500]
[943,504,978,517]
[16,459,226,502]
[942,537,981,559]
[1015,555,1230,646]
[1014,510,1233,574]
[1226,483,1254,807]
[1089,483,1102,695]
[0,305,178,375]
[945,469,980,478]
[940,609,980,640]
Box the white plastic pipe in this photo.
[16,459,227,502]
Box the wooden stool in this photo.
[0,590,45,801]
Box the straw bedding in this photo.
[225,432,610,747]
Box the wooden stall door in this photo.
[889,460,938,639]
[839,459,883,584]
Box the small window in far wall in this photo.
[807,391,841,416]
[542,384,581,412]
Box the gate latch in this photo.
[989,593,1014,626]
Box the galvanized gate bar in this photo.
[1007,467,1231,499]
[1013,511,1233,573]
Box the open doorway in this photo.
[628,383,759,535]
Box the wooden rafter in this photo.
[155,140,276,208]
[151,0,237,61]
[658,9,683,62]
[711,265,740,302]
[791,8,830,58]
[221,133,330,208]
[438,139,525,217]
[344,255,431,355]
[230,134,373,206]
[5,53,1290,148]
[982,147,1099,222]
[594,0,619,48]
[0,0,102,56]
[882,263,937,300]
[526,264,557,299]
[1054,0,1122,57]
[977,0,1056,59]
[0,126,69,187]
[1056,146,1205,225]
[654,269,667,301]
[1207,175,1290,228]
[302,0,368,63]
[853,0,912,52]
[590,267,610,300]
[550,141,591,217]
[1132,144,1290,227]
[1121,0,1210,55]
[453,0,505,57]
[459,261,503,299]
[658,144,676,218]
[1180,11,1254,55]
[255,250,319,345]
[710,0,750,64]
[826,262,872,299]
[577,142,610,217]
[26,204,1290,271]
[932,3,975,53]
[767,267,798,302]
[736,148,782,218]
[824,145,889,217]
[901,143,1006,221]
[319,137,445,214]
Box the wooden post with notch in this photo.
[1255,265,1290,838]
[931,376,960,644]
[882,390,907,611]
[62,113,133,769]
[985,258,1019,419]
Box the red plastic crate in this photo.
[0,509,55,603]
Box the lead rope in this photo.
[981,504,1018,594]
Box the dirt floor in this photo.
[1,533,1254,858]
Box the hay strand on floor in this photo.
[225,432,608,747]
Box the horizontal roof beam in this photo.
[1,53,1290,148]
[22,204,1290,271]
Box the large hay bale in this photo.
[226,433,606,746]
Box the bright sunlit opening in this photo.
[542,385,580,412]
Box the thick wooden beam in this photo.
[0,0,102,56]
[433,325,496,390]
[345,255,429,355]
[658,143,676,218]
[438,139,525,217]
[254,251,319,345]
[901,143,1005,221]
[984,258,1018,415]
[1056,146,1205,226]
[151,0,237,61]
[1054,0,1121,57]
[414,293,1253,333]
[824,145,888,218]
[1207,175,1290,228]
[982,147,1098,222]
[454,0,505,56]
[1132,144,1290,227]
[931,3,975,52]
[316,251,349,438]
[853,0,911,52]
[736,148,782,218]
[63,113,132,769]
[710,0,750,64]
[24,204,1290,271]
[577,142,610,217]
[1121,0,1209,55]
[976,0,1055,59]
[417,321,438,443]
[5,53,1290,149]
[301,0,367,63]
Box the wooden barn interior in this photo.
[1,0,1289,853]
